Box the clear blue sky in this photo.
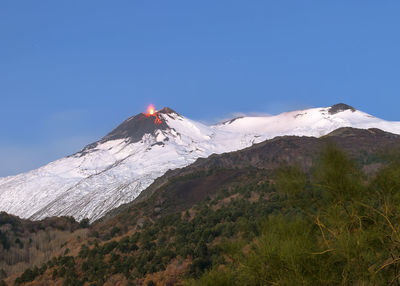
[1,1,400,176]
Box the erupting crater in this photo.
[145,104,162,124]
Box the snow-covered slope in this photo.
[1,104,400,221]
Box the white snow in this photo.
[1,106,400,221]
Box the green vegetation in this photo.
[14,168,279,284]
[194,146,400,285]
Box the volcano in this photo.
[1,103,400,221]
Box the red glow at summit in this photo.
[145,104,162,124]
[147,104,155,115]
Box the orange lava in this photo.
[147,104,155,115]
[145,104,162,124]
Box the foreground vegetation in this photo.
[195,146,400,285]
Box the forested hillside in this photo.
[0,214,88,284]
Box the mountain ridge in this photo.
[99,126,400,222]
[1,104,400,221]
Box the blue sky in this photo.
[1,1,400,176]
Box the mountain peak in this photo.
[328,103,356,115]
[100,109,172,144]
[158,107,179,115]
[77,107,181,155]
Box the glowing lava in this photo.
[145,104,162,124]
[147,104,155,115]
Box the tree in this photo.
[79,218,90,228]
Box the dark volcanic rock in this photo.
[328,103,356,115]
[101,113,168,143]
[101,107,178,143]
[75,107,178,156]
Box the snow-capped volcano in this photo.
[1,104,400,221]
